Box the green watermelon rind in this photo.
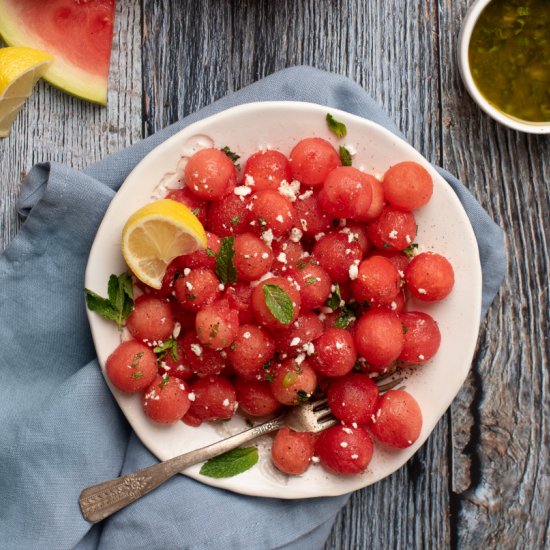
[0,0,111,105]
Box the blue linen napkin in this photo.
[0,66,506,550]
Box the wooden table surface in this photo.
[1,1,548,548]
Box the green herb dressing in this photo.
[469,0,550,122]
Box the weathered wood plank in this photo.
[439,2,550,548]
[142,2,450,549]
[0,0,143,252]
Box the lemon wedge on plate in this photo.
[122,199,207,289]
[0,46,53,138]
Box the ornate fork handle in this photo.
[80,417,284,523]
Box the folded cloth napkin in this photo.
[0,66,506,550]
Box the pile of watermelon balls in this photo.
[104,135,454,476]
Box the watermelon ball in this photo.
[233,233,274,281]
[369,389,423,448]
[234,378,281,417]
[174,268,221,312]
[383,161,433,212]
[354,309,404,370]
[126,295,175,344]
[289,138,341,187]
[351,255,401,306]
[314,425,374,475]
[312,232,363,283]
[143,374,191,424]
[399,311,441,364]
[227,324,276,380]
[185,148,237,200]
[105,340,158,393]
[243,149,291,191]
[405,252,455,302]
[206,193,251,236]
[318,167,372,219]
[327,373,379,424]
[366,205,417,251]
[310,328,357,377]
[249,189,296,237]
[270,358,317,405]
[295,262,332,311]
[195,299,239,349]
[271,427,315,475]
[186,375,237,423]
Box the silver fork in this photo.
[80,376,402,523]
[79,398,336,523]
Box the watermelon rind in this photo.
[0,0,111,105]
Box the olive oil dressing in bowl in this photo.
[459,0,550,133]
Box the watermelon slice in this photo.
[0,0,116,105]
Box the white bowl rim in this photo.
[458,0,550,135]
[85,100,483,498]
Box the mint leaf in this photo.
[263,284,294,325]
[85,273,134,330]
[326,113,347,138]
[325,284,342,311]
[154,338,178,361]
[215,236,237,284]
[205,248,216,258]
[334,305,357,329]
[403,243,419,259]
[339,146,352,166]
[221,146,240,169]
[200,447,259,478]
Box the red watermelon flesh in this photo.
[0,0,116,105]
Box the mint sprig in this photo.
[325,283,342,311]
[215,236,237,284]
[326,113,347,138]
[221,146,240,169]
[85,273,134,331]
[263,283,294,325]
[339,146,352,166]
[154,338,179,361]
[200,447,259,478]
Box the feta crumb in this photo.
[172,322,182,338]
[261,228,274,246]
[418,354,425,360]
[342,427,353,435]
[351,454,359,460]
[243,331,251,339]
[185,281,193,290]
[222,398,230,407]
[390,301,397,311]
[406,234,412,244]
[183,268,191,276]
[348,264,359,280]
[219,284,225,291]
[388,229,398,239]
[234,185,252,196]
[261,252,269,259]
[290,337,301,347]
[335,341,344,350]
[276,214,284,223]
[418,288,428,295]
[277,252,287,264]
[311,456,320,463]
[314,232,325,241]
[302,342,315,355]
[278,179,300,201]
[340,441,348,448]
[190,343,203,356]
[290,227,303,242]
[351,422,358,429]
[188,392,196,402]
[245,174,255,186]
[295,353,306,365]
[298,189,313,201]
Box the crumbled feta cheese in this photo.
[295,353,306,365]
[405,234,412,244]
[335,341,344,350]
[243,331,251,339]
[342,427,353,435]
[278,179,301,202]
[289,227,303,242]
[222,398,230,407]
[276,214,284,223]
[302,342,315,355]
[418,288,428,295]
[172,322,182,338]
[190,343,202,356]
[340,441,348,448]
[261,252,269,259]
[188,392,196,402]
[290,337,301,347]
[234,185,252,196]
[314,232,325,241]
[348,264,359,280]
[185,281,193,290]
[219,284,225,291]
[277,252,287,264]
[245,174,255,186]
[351,454,359,460]
[311,456,320,463]
[388,229,398,239]
[298,189,313,201]
[390,301,397,311]
[351,422,358,429]
[418,354,425,360]
[183,268,191,276]
[261,229,274,246]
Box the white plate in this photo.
[85,101,482,499]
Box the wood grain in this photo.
[439,2,550,548]
[1,0,548,547]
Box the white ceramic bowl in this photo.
[458,0,550,134]
[85,101,482,498]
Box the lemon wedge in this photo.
[122,199,207,289]
[0,46,53,138]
